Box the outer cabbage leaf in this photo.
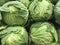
[30,22,58,45]
[16,0,30,7]
[0,26,28,45]
[54,0,60,25]
[29,0,53,21]
[0,1,29,26]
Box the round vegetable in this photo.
[0,1,29,26]
[0,26,28,45]
[30,22,58,45]
[54,0,60,25]
[29,0,53,21]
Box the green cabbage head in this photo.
[30,22,58,45]
[16,0,30,7]
[54,0,60,25]
[0,1,29,26]
[0,26,28,45]
[29,0,53,21]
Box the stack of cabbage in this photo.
[0,0,60,45]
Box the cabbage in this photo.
[0,1,29,26]
[0,26,28,45]
[16,0,30,7]
[30,22,58,45]
[29,0,53,21]
[54,0,60,25]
